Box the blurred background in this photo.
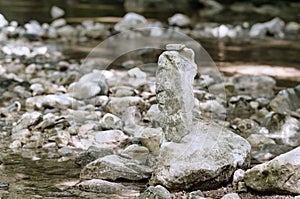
[0,0,299,24]
[0,0,299,85]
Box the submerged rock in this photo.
[80,155,153,181]
[244,146,300,194]
[77,179,126,194]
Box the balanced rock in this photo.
[151,45,251,190]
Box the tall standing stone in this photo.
[151,44,251,190]
[156,44,197,142]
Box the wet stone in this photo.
[77,179,126,194]
[75,146,114,167]
[80,155,153,181]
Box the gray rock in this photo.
[128,67,146,79]
[84,22,106,39]
[11,129,31,144]
[144,104,161,124]
[110,86,135,97]
[279,116,300,147]
[244,146,300,194]
[150,121,251,190]
[198,99,226,120]
[156,45,197,142]
[54,130,71,148]
[68,71,108,100]
[75,146,114,167]
[265,17,285,38]
[30,83,45,96]
[188,190,204,198]
[168,13,191,27]
[250,17,285,38]
[232,169,245,190]
[230,75,276,98]
[105,96,144,117]
[152,46,250,190]
[249,23,267,38]
[57,25,76,38]
[94,130,129,147]
[120,144,149,164]
[114,12,147,31]
[285,21,300,34]
[231,118,260,138]
[99,113,124,130]
[140,127,162,153]
[270,85,300,114]
[221,193,240,199]
[266,116,300,147]
[24,20,43,36]
[246,134,276,150]
[12,111,42,133]
[50,6,65,19]
[165,44,186,51]
[252,143,294,163]
[80,155,153,181]
[77,179,125,194]
[136,185,172,199]
[51,18,67,28]
[9,140,22,149]
[0,13,8,28]
[26,94,78,110]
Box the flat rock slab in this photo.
[77,179,125,194]
[150,120,251,190]
[80,155,153,181]
[244,146,300,195]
